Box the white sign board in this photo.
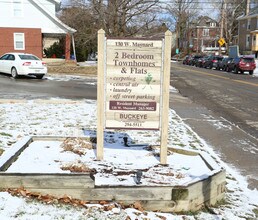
[105,39,163,130]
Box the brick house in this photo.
[0,0,76,60]
[237,6,258,58]
[189,16,223,54]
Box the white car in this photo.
[0,52,47,79]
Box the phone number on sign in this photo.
[124,122,143,127]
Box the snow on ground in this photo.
[254,60,258,76]
[46,74,97,85]
[0,98,257,219]
[5,139,214,187]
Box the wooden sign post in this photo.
[97,29,172,164]
[160,31,172,164]
[97,29,105,160]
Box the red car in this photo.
[182,55,192,65]
[226,57,256,75]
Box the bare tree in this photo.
[59,0,165,59]
[59,6,99,61]
[210,0,246,51]
[165,0,199,52]
[92,0,161,36]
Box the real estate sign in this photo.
[97,29,172,164]
[105,39,163,130]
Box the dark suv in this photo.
[189,55,203,66]
[226,57,256,75]
[203,55,223,69]
[216,57,233,71]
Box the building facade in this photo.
[189,16,223,54]
[0,0,76,59]
[237,7,258,58]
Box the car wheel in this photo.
[249,70,254,75]
[11,67,18,78]
[226,66,229,72]
[234,67,238,74]
[36,74,44,79]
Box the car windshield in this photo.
[19,55,40,60]
[0,54,9,60]
[241,58,254,63]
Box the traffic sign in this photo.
[218,38,226,46]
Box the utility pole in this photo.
[187,10,190,54]
[246,0,250,15]
[219,0,225,55]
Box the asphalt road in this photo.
[0,73,97,100]
[0,67,257,189]
[170,62,258,189]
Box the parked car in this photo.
[0,52,47,79]
[182,55,192,65]
[226,56,256,75]
[189,55,203,66]
[216,57,233,71]
[203,55,223,69]
[195,56,208,67]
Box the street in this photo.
[0,73,97,100]
[170,62,258,189]
[0,66,257,189]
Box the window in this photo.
[246,34,250,48]
[14,33,25,50]
[210,22,216,27]
[247,19,251,30]
[0,54,10,60]
[19,55,39,60]
[257,18,258,28]
[13,0,23,17]
[7,55,15,60]
[203,29,209,36]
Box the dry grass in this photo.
[61,137,95,156]
[48,65,97,75]
[61,161,96,173]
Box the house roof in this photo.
[199,16,217,25]
[237,6,258,20]
[190,16,218,28]
[30,0,76,34]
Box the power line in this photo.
[0,0,251,11]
